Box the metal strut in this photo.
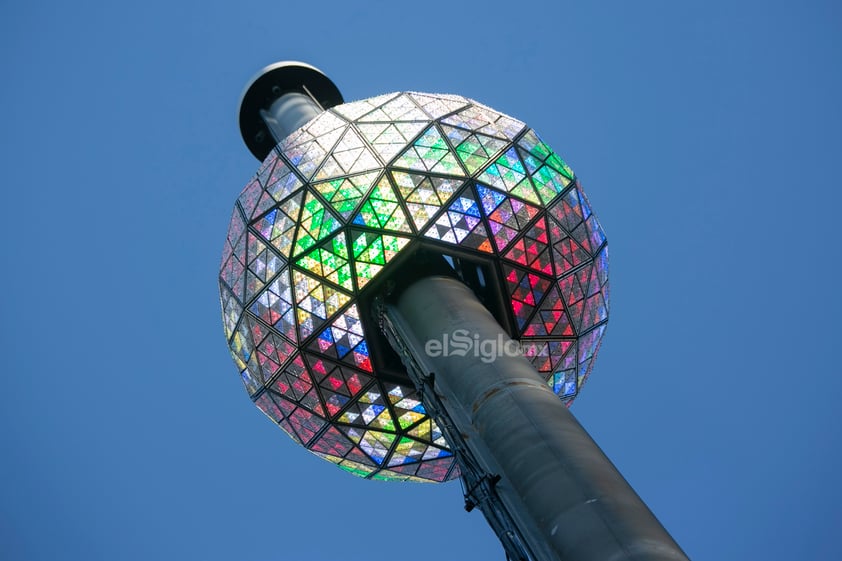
[376,298,536,561]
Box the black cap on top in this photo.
[238,61,344,161]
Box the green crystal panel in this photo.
[352,177,411,233]
[295,233,353,291]
[478,147,526,191]
[351,231,411,288]
[313,171,379,219]
[531,165,572,205]
[442,125,508,175]
[393,125,464,175]
[293,191,342,256]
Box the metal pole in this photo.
[238,61,343,161]
[385,276,690,561]
[259,92,324,145]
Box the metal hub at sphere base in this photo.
[220,88,609,482]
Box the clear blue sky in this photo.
[1,1,840,560]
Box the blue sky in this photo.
[1,1,840,560]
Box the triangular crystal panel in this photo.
[392,125,465,176]
[529,163,573,205]
[265,158,303,202]
[291,269,352,340]
[477,184,540,252]
[219,283,242,341]
[332,93,401,121]
[237,178,263,220]
[391,171,462,231]
[249,267,296,341]
[306,353,371,396]
[314,127,379,180]
[351,177,412,233]
[358,121,428,163]
[313,171,379,220]
[294,232,353,291]
[291,191,342,257]
[252,191,303,258]
[441,125,508,175]
[281,112,347,179]
[503,265,552,330]
[548,214,591,277]
[310,426,354,458]
[477,147,527,192]
[442,103,525,140]
[503,217,553,275]
[423,191,492,252]
[351,230,412,288]
[407,92,470,120]
[358,93,428,122]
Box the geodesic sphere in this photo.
[219,92,609,482]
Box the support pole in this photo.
[385,276,689,561]
[238,61,343,161]
[260,92,323,145]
